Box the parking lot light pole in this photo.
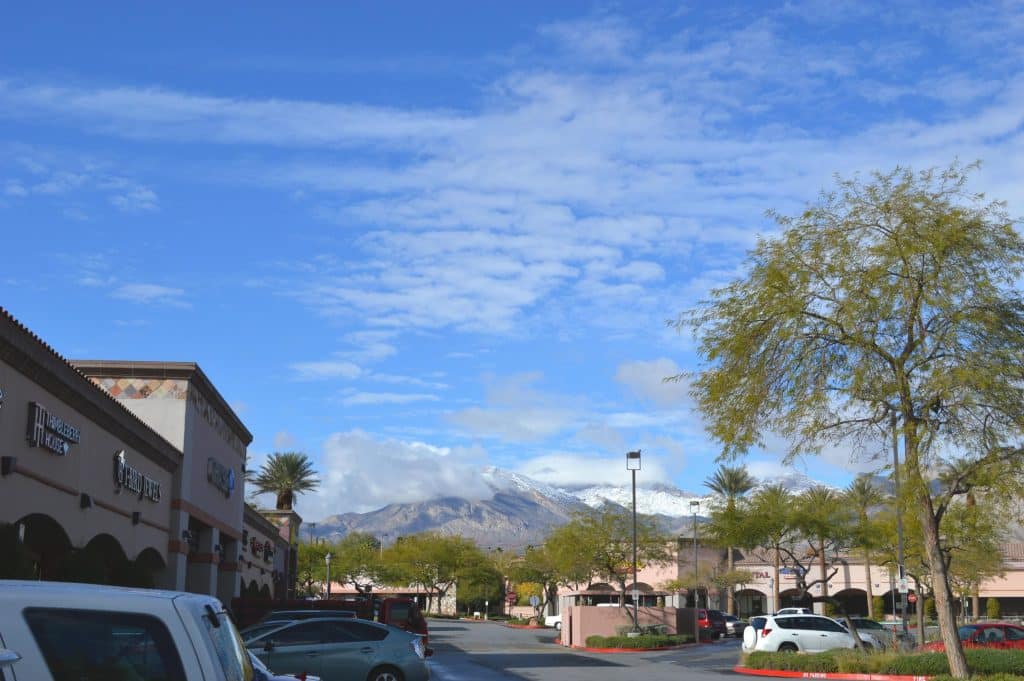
[627,450,642,633]
[690,500,700,608]
[325,552,333,600]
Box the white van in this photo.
[0,580,255,680]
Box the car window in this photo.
[324,621,388,643]
[272,622,324,646]
[959,626,979,641]
[242,623,285,643]
[853,620,882,630]
[1005,627,1024,641]
[982,628,1005,643]
[775,617,796,629]
[202,611,255,681]
[816,618,847,633]
[750,617,767,630]
[24,607,187,681]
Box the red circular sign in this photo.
[908,594,918,603]
[506,592,517,603]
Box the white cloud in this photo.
[516,452,672,488]
[290,360,362,380]
[110,283,189,307]
[341,392,439,406]
[110,186,159,212]
[296,431,493,519]
[447,373,579,442]
[614,358,690,407]
[273,431,298,450]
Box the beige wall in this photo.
[0,358,173,562]
[183,386,245,536]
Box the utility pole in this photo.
[891,412,908,639]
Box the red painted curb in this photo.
[733,666,930,681]
[504,623,547,629]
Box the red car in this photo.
[697,609,727,640]
[922,623,1024,651]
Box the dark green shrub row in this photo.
[742,649,1024,676]
[585,633,692,649]
[933,675,1024,681]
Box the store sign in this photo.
[752,571,770,579]
[207,457,236,498]
[113,450,161,502]
[26,401,81,456]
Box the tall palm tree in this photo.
[845,476,884,618]
[253,452,321,510]
[705,465,756,614]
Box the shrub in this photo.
[872,596,885,618]
[987,598,1002,619]
[584,633,692,649]
[742,648,1024,677]
[925,597,937,620]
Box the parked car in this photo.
[776,607,813,616]
[250,650,322,681]
[743,614,881,653]
[247,616,431,681]
[838,617,910,648]
[698,609,727,640]
[922,623,1024,651]
[724,614,748,637]
[545,613,562,630]
[0,579,257,681]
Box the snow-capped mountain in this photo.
[310,466,834,547]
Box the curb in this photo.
[733,666,930,681]
[504,623,548,629]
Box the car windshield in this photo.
[242,623,287,643]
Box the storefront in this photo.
[73,360,253,605]
[241,505,291,599]
[0,308,180,587]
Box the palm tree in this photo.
[845,476,884,618]
[704,465,756,614]
[253,452,321,510]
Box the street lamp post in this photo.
[626,450,642,633]
[690,500,700,609]
[325,552,333,600]
[308,522,317,544]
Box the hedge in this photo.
[585,633,693,649]
[742,649,1024,676]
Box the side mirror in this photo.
[263,640,275,653]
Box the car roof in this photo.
[0,579,217,604]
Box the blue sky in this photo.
[3,1,1023,521]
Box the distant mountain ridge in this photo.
[311,467,834,549]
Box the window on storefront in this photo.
[24,607,187,681]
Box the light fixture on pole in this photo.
[325,552,333,600]
[626,450,642,633]
[690,500,700,608]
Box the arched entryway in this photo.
[735,589,768,618]
[780,589,813,610]
[14,513,72,580]
[133,547,167,588]
[832,588,868,616]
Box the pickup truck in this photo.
[0,579,276,680]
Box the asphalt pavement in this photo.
[427,618,747,681]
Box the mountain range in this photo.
[308,466,828,550]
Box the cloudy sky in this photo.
[3,1,1023,521]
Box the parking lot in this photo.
[427,618,745,681]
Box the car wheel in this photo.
[861,642,874,651]
[367,666,404,681]
[778,643,798,653]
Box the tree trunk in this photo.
[727,546,736,615]
[773,549,781,613]
[915,578,926,647]
[865,551,874,619]
[818,535,828,605]
[912,468,969,677]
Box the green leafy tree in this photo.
[746,484,798,610]
[330,532,383,595]
[252,452,321,510]
[455,553,504,616]
[295,541,331,597]
[382,533,485,614]
[543,507,669,628]
[682,163,1024,677]
[791,485,851,603]
[506,544,565,617]
[704,464,756,614]
[845,476,886,619]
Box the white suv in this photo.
[743,614,881,653]
[0,580,255,680]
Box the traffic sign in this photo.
[529,595,540,607]
[898,578,909,594]
[908,593,918,604]
[506,592,517,603]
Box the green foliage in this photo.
[584,634,691,649]
[987,598,1001,619]
[873,596,886,617]
[295,541,331,597]
[330,532,383,593]
[926,597,937,620]
[382,533,490,613]
[252,451,320,510]
[743,649,1024,676]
